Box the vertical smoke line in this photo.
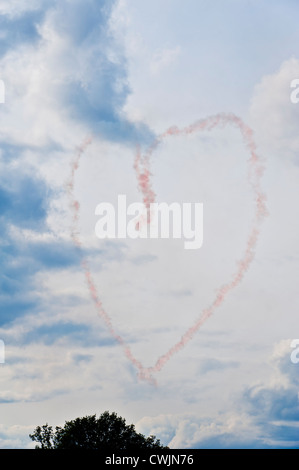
[134,144,157,226]
[66,137,92,248]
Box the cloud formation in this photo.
[136,342,299,449]
[0,0,299,450]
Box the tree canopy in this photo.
[29,411,168,450]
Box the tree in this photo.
[29,411,168,450]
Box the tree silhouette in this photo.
[29,411,168,450]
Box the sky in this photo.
[0,0,299,449]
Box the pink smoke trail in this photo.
[67,137,157,385]
[134,144,156,227]
[66,136,92,247]
[68,112,267,386]
[134,112,267,379]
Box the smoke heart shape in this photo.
[67,113,267,385]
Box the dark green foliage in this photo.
[29,411,168,450]
[29,424,54,449]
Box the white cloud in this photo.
[150,46,181,76]
[0,0,44,18]
[135,342,299,448]
[249,57,299,161]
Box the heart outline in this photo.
[67,113,267,385]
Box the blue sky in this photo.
[0,0,299,448]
